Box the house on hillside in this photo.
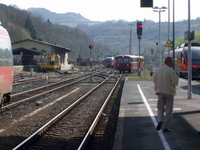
[12,38,73,71]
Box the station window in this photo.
[41,50,46,53]
[31,47,37,50]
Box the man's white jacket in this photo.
[153,65,179,96]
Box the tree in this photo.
[47,19,52,25]
[24,16,37,39]
[175,31,200,48]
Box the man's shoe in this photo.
[164,129,171,132]
[156,121,163,131]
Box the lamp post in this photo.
[168,0,170,57]
[129,23,134,55]
[153,6,167,67]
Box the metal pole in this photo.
[168,0,170,57]
[138,38,140,76]
[188,0,192,99]
[139,38,141,81]
[90,49,92,81]
[140,39,141,81]
[30,68,34,77]
[145,49,146,78]
[98,55,100,70]
[159,11,161,67]
[153,7,166,66]
[129,24,133,55]
[173,0,175,70]
[156,42,158,67]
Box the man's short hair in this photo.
[165,57,172,64]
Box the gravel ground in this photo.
[0,75,103,149]
[2,68,152,149]
[0,69,116,149]
[84,72,153,150]
[84,74,125,150]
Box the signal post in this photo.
[137,22,142,80]
[89,45,93,81]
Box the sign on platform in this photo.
[177,58,181,63]
[184,30,195,41]
[165,39,173,47]
[138,59,143,63]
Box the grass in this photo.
[128,72,153,79]
[111,96,117,99]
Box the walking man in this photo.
[153,57,179,132]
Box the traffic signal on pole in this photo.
[137,22,142,37]
[141,0,153,7]
[89,45,93,49]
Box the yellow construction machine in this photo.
[40,54,61,71]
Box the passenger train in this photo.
[102,57,115,68]
[0,25,13,106]
[114,54,144,73]
[164,43,200,78]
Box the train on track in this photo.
[164,43,200,78]
[102,56,115,68]
[0,25,13,106]
[74,57,100,66]
[76,57,84,65]
[114,54,144,73]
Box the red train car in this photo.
[164,43,200,78]
[115,54,144,73]
[0,25,13,106]
[102,57,115,68]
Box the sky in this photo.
[0,0,199,22]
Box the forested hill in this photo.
[0,4,115,61]
[27,7,200,60]
[77,19,200,56]
[27,8,94,26]
[2,4,200,63]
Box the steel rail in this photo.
[78,74,122,150]
[11,74,87,98]
[12,71,117,150]
[0,71,102,112]
[11,70,103,97]
[13,78,42,86]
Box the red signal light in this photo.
[89,45,93,49]
[137,21,142,36]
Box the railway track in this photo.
[0,70,105,113]
[13,75,62,87]
[12,72,122,149]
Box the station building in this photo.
[12,38,73,72]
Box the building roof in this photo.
[12,38,73,52]
[13,47,47,55]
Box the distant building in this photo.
[12,38,73,71]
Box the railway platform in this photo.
[113,78,200,150]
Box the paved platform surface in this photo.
[113,78,200,150]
